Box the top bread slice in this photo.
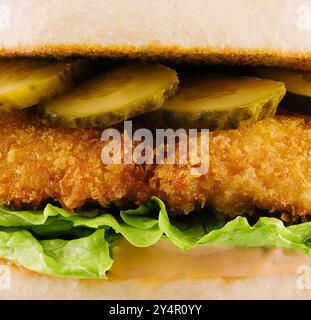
[0,0,311,71]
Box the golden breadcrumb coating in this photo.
[0,111,310,219]
[0,111,151,210]
[150,117,311,218]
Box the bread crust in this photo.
[2,44,311,72]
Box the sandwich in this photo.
[0,0,310,300]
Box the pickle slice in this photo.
[256,68,311,115]
[41,63,178,128]
[0,59,92,111]
[147,73,285,130]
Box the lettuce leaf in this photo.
[155,196,311,254]
[0,229,112,279]
[0,203,162,247]
[0,198,311,279]
[0,202,163,278]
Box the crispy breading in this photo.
[150,117,311,218]
[0,112,310,218]
[0,111,151,210]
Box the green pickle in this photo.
[256,68,311,115]
[147,73,286,130]
[0,58,91,111]
[41,63,178,128]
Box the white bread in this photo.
[0,264,309,300]
[1,0,311,70]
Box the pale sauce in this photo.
[109,239,311,280]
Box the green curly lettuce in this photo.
[0,197,310,279]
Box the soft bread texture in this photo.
[1,0,311,70]
[0,264,310,300]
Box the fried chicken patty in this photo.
[0,111,151,209]
[0,111,310,219]
[150,117,311,218]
